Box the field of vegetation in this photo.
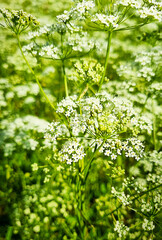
[0,0,162,239]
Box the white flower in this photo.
[27,25,51,39]
[43,168,49,173]
[138,6,162,22]
[118,0,130,6]
[45,93,146,167]
[57,10,70,23]
[92,13,119,29]
[105,149,111,156]
[60,140,85,165]
[111,153,117,160]
[142,219,155,231]
[31,163,38,171]
[44,175,51,183]
[114,221,129,238]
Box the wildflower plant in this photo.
[0,8,39,34]
[45,92,152,165]
[0,0,162,239]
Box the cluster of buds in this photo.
[0,8,39,34]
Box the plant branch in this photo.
[16,34,56,110]
[99,31,112,91]
[78,84,89,100]
[62,59,68,97]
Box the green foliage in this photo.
[0,0,161,239]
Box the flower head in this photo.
[0,8,39,34]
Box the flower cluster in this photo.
[118,0,141,8]
[44,92,152,165]
[142,218,155,231]
[55,0,162,33]
[100,138,144,161]
[13,83,39,98]
[111,187,132,205]
[1,115,49,156]
[69,59,105,85]
[57,10,71,24]
[0,8,39,34]
[60,140,85,164]
[135,47,162,82]
[44,121,69,143]
[23,31,95,59]
[27,25,51,39]
[141,197,161,214]
[68,32,95,52]
[56,0,95,23]
[146,172,162,185]
[31,163,39,171]
[117,46,162,90]
[114,221,129,238]
[139,5,162,22]
[148,82,162,97]
[39,45,59,58]
[117,0,162,21]
[134,151,162,187]
[23,42,60,59]
[91,14,119,29]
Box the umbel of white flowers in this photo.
[45,92,152,165]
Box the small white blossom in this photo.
[114,221,129,238]
[31,163,38,171]
[44,175,51,183]
[142,219,155,231]
[92,13,119,29]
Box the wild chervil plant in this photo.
[0,0,161,239]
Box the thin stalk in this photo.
[117,6,131,25]
[5,227,13,240]
[96,0,100,7]
[78,84,89,100]
[114,21,148,32]
[61,33,68,97]
[16,35,56,110]
[88,85,96,94]
[62,60,68,97]
[82,140,106,183]
[99,31,112,91]
[75,173,85,239]
[152,99,157,150]
[76,143,105,237]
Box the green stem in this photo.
[5,226,13,240]
[75,173,85,239]
[62,60,68,97]
[153,117,156,150]
[83,140,106,183]
[114,21,149,32]
[16,35,56,110]
[99,31,112,91]
[61,33,68,97]
[96,0,101,11]
[152,99,157,150]
[78,84,89,100]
